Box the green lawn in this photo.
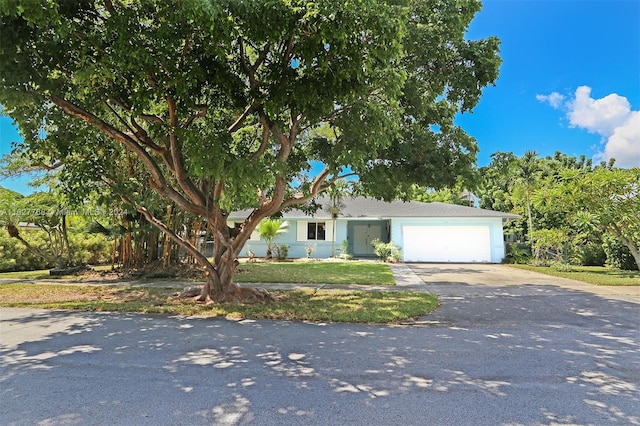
[0,284,438,324]
[235,261,395,285]
[508,264,640,286]
[0,262,393,285]
[0,269,57,280]
[0,261,429,323]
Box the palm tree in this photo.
[514,150,540,245]
[257,218,289,259]
[325,180,350,257]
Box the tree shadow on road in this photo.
[1,285,639,425]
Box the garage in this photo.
[402,225,492,263]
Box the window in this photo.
[297,220,333,242]
[307,222,326,241]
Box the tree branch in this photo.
[182,105,208,128]
[251,125,271,160]
[228,101,258,133]
[311,166,331,195]
[165,95,207,207]
[50,94,205,216]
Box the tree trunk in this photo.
[619,236,640,271]
[199,254,273,303]
[60,214,73,267]
[135,207,273,303]
[629,246,640,271]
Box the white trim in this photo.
[297,220,308,241]
[324,220,334,242]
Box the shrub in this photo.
[603,236,637,270]
[504,243,531,264]
[338,240,352,260]
[274,244,289,260]
[573,242,607,266]
[246,247,256,262]
[68,232,112,265]
[0,228,53,272]
[0,228,112,272]
[371,239,402,263]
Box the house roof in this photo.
[228,196,519,221]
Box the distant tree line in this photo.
[471,151,639,270]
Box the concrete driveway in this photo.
[408,263,640,304]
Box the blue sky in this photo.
[1,0,639,195]
[457,0,639,168]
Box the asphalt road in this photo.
[1,265,639,425]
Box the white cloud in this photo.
[538,86,640,168]
[567,86,633,137]
[536,92,565,108]
[603,112,640,168]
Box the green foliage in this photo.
[0,0,501,293]
[0,227,112,272]
[478,151,638,271]
[0,228,51,272]
[572,242,607,267]
[67,232,112,265]
[504,243,531,264]
[338,239,352,260]
[603,235,637,271]
[371,238,402,263]
[274,244,289,260]
[531,228,570,265]
[257,218,289,258]
[558,168,640,270]
[0,0,500,204]
[409,182,475,206]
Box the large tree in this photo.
[552,168,640,270]
[0,0,500,301]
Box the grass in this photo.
[0,269,54,280]
[0,283,438,323]
[0,265,112,280]
[507,264,640,286]
[236,261,395,285]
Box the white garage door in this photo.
[402,225,491,262]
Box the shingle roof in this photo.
[229,196,519,220]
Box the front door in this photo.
[353,224,383,256]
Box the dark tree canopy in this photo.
[0,0,501,301]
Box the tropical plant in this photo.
[552,168,640,270]
[257,219,289,259]
[325,180,350,256]
[371,238,402,263]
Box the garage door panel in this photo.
[402,226,491,262]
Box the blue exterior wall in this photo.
[237,219,349,259]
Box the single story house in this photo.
[228,196,519,263]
